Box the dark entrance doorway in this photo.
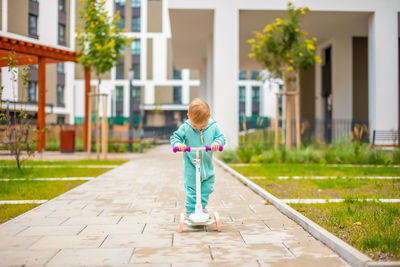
[322,46,332,143]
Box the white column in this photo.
[144,83,154,105]
[213,7,239,147]
[2,0,7,32]
[368,9,399,133]
[182,84,190,105]
[199,64,207,100]
[141,38,147,81]
[205,36,213,105]
[332,36,352,120]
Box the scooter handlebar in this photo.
[173,145,223,153]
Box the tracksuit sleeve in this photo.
[170,124,186,148]
[214,125,226,146]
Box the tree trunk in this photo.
[96,78,101,160]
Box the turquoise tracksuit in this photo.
[170,118,226,213]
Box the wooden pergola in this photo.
[0,36,91,152]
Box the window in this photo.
[132,86,141,103]
[131,39,141,55]
[173,86,182,104]
[56,115,65,125]
[57,84,65,107]
[132,16,141,32]
[250,71,260,80]
[173,68,182,80]
[115,0,126,6]
[58,0,66,12]
[239,86,246,115]
[58,24,66,45]
[117,16,125,30]
[239,71,247,80]
[131,63,140,79]
[28,14,38,38]
[57,63,64,73]
[116,61,124,80]
[115,86,124,116]
[132,0,141,7]
[251,86,260,116]
[115,0,125,30]
[28,81,37,103]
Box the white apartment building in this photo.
[73,0,276,129]
[0,0,76,125]
[168,0,400,147]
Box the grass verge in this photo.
[291,201,400,261]
[0,180,87,200]
[0,203,39,223]
[231,163,400,178]
[0,159,128,166]
[252,178,400,199]
[0,167,112,179]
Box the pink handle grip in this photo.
[205,145,224,152]
[173,146,191,153]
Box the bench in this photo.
[372,130,400,147]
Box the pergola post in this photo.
[84,66,91,151]
[37,56,46,152]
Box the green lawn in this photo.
[0,203,39,223]
[0,180,87,200]
[0,159,127,179]
[292,201,400,261]
[232,164,400,199]
[231,162,400,261]
[0,159,126,224]
[231,163,400,178]
[252,178,400,199]
[0,159,128,166]
[0,167,112,179]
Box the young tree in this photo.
[248,2,321,149]
[0,51,36,169]
[76,0,131,157]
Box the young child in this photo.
[170,98,226,217]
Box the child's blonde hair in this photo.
[188,98,211,124]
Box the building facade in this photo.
[0,0,76,125]
[168,0,400,147]
[73,0,274,129]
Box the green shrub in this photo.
[218,149,240,164]
[236,146,254,163]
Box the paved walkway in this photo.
[0,145,350,266]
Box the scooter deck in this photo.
[184,218,215,226]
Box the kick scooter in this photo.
[173,145,223,232]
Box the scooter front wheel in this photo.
[214,212,222,232]
[178,213,185,233]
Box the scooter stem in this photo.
[195,149,202,213]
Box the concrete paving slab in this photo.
[172,262,260,267]
[101,233,173,248]
[0,145,352,266]
[173,231,245,247]
[45,248,133,266]
[0,249,60,267]
[29,235,105,249]
[210,243,293,262]
[17,225,86,236]
[0,235,42,250]
[131,246,211,264]
[79,223,145,235]
[60,215,121,226]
